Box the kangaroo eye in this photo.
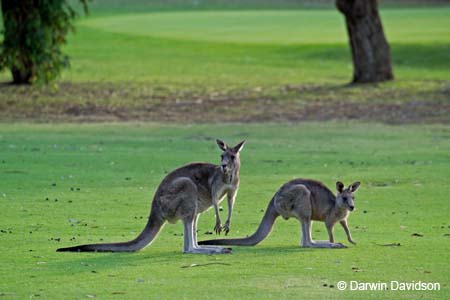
[230,155,236,160]
[342,197,348,202]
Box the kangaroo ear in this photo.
[216,139,228,151]
[232,140,245,153]
[336,181,344,193]
[349,181,361,192]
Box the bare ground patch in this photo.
[0,81,449,124]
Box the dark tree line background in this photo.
[0,0,392,85]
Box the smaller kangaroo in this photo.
[199,179,360,248]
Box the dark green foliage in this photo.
[0,0,88,84]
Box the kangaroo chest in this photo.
[197,183,234,212]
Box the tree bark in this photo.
[336,0,393,83]
[1,0,35,84]
[11,66,33,84]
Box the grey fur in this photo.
[199,179,360,249]
[57,139,245,254]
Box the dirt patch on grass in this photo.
[0,81,449,124]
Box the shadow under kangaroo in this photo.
[57,139,245,254]
[199,179,360,249]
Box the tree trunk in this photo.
[336,0,393,83]
[1,0,35,84]
[11,67,33,84]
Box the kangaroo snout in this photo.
[349,205,355,211]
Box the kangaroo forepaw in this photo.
[223,223,230,236]
[214,222,222,235]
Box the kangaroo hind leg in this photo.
[183,216,231,254]
[279,184,314,247]
[290,185,345,249]
[301,218,346,248]
[192,214,232,252]
[170,178,229,254]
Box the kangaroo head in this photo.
[216,139,245,174]
[335,181,360,211]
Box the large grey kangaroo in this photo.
[57,139,245,254]
[199,179,360,248]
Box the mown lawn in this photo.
[64,7,450,86]
[1,6,449,122]
[0,123,449,299]
[1,7,450,88]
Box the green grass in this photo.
[1,123,449,299]
[59,7,449,87]
[0,1,448,298]
[80,9,449,44]
[2,7,450,88]
[1,6,449,121]
[70,0,337,14]
[78,0,450,14]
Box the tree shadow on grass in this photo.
[0,81,15,87]
[282,42,450,72]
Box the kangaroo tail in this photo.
[198,198,279,246]
[57,210,165,252]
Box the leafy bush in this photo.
[0,0,88,84]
